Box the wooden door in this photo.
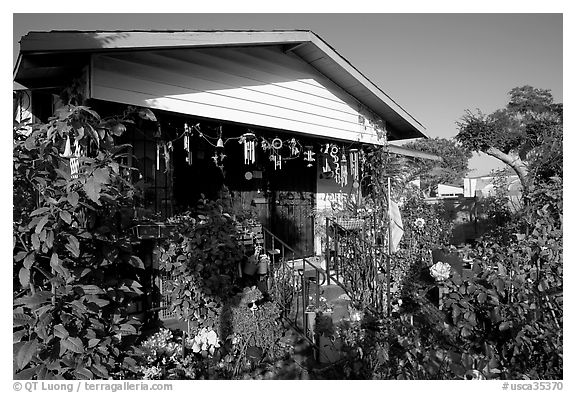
[267,158,316,257]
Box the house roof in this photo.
[14,30,427,140]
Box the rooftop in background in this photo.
[14,29,428,141]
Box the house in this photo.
[14,30,436,258]
[436,183,464,199]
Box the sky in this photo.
[12,13,563,176]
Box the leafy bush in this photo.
[317,176,562,380]
[158,199,243,335]
[13,106,147,379]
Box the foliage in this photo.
[218,287,289,377]
[456,86,562,191]
[390,194,453,300]
[158,198,243,334]
[316,175,562,380]
[13,105,150,379]
[404,137,472,196]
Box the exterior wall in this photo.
[437,184,464,198]
[91,46,387,145]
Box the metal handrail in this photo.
[325,217,386,314]
[260,226,331,361]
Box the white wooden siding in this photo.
[91,46,387,144]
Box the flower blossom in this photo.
[430,261,451,282]
[414,218,425,229]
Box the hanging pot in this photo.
[257,257,268,275]
[243,260,258,276]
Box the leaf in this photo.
[15,340,39,370]
[19,267,30,287]
[30,207,50,217]
[88,338,100,348]
[61,337,84,354]
[494,279,505,293]
[53,324,69,339]
[83,177,102,204]
[74,366,94,380]
[14,365,40,380]
[14,291,53,307]
[80,285,105,295]
[13,330,27,343]
[91,363,109,378]
[127,256,144,269]
[477,292,487,304]
[68,191,79,207]
[59,211,72,225]
[138,108,157,122]
[50,252,60,270]
[35,215,50,234]
[119,323,137,335]
[66,235,80,258]
[13,313,32,327]
[31,233,40,250]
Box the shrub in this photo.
[13,105,148,379]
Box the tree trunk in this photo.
[485,147,531,192]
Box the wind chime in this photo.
[270,137,283,170]
[183,122,193,165]
[212,126,226,171]
[289,138,300,157]
[154,124,162,172]
[339,151,348,187]
[240,132,257,165]
[330,145,341,185]
[322,143,332,176]
[349,148,360,188]
[61,134,82,179]
[303,146,315,167]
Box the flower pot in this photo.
[257,259,268,275]
[243,262,258,276]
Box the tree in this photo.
[456,86,562,192]
[403,137,472,197]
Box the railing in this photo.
[325,217,387,315]
[261,226,327,358]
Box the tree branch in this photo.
[485,147,531,191]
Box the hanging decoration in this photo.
[303,146,315,167]
[289,138,300,157]
[183,122,193,165]
[349,148,360,188]
[164,141,172,173]
[322,144,332,177]
[70,139,81,179]
[270,137,283,170]
[340,151,348,187]
[330,145,341,185]
[239,132,256,165]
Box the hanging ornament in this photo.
[271,137,283,151]
[340,151,348,187]
[156,142,161,171]
[240,132,256,165]
[303,146,315,167]
[216,125,224,148]
[164,141,172,173]
[61,135,73,158]
[70,140,81,179]
[261,138,270,151]
[330,145,340,185]
[183,122,193,165]
[289,138,300,157]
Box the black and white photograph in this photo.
[10,8,566,390]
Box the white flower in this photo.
[430,261,451,282]
[414,218,425,228]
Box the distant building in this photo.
[437,184,464,198]
[464,174,521,199]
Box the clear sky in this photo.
[12,12,563,176]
